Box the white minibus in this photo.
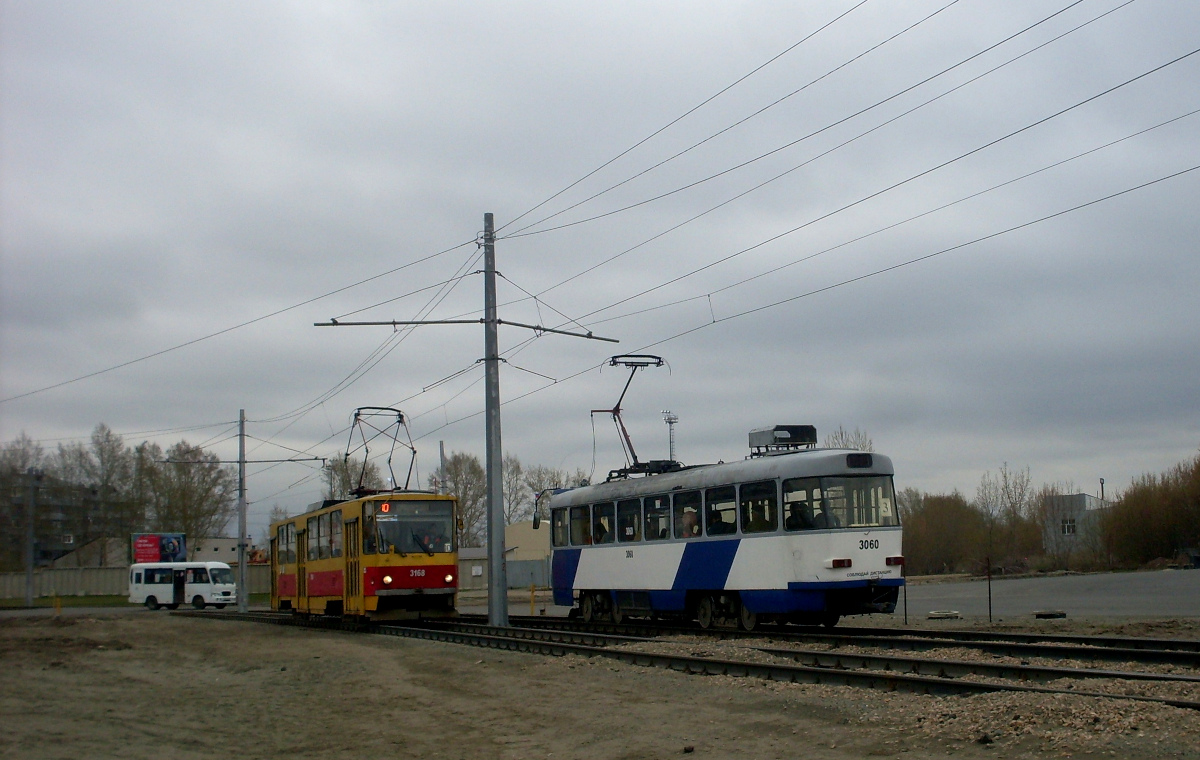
[129,562,237,610]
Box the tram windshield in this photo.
[782,476,898,530]
[363,500,455,555]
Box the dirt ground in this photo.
[2,611,1199,760]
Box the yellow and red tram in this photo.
[270,491,459,620]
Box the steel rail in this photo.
[175,610,1200,710]
[489,615,1200,668]
[756,645,1200,686]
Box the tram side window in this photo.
[592,503,615,544]
[740,480,779,534]
[570,505,592,545]
[285,523,296,563]
[319,513,333,559]
[705,486,737,535]
[276,525,290,563]
[616,499,641,542]
[673,491,702,538]
[363,505,377,554]
[551,509,570,547]
[307,516,319,560]
[782,477,830,530]
[644,495,671,541]
[330,511,343,557]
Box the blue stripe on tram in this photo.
[672,540,740,591]
[551,548,582,606]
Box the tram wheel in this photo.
[192,596,206,610]
[822,613,841,628]
[611,605,624,624]
[581,594,596,623]
[738,603,757,632]
[696,596,715,629]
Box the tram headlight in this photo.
[382,575,393,585]
[444,574,454,584]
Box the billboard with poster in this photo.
[131,533,187,563]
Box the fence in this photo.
[0,564,272,599]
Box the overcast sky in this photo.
[3,0,1198,541]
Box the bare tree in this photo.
[149,441,237,554]
[502,453,533,524]
[324,455,384,500]
[441,452,486,547]
[823,425,873,452]
[263,504,291,545]
[0,432,45,473]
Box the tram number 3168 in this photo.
[859,539,880,550]
[410,568,426,577]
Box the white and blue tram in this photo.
[549,427,904,629]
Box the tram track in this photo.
[485,615,1200,668]
[176,610,1200,710]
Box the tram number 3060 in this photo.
[859,539,880,550]
[410,568,426,577]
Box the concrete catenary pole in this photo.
[237,409,248,612]
[439,441,447,495]
[483,213,509,626]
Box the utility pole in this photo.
[482,213,508,626]
[314,212,618,626]
[237,409,248,613]
[24,469,42,607]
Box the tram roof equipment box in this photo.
[749,424,817,455]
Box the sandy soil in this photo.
[2,612,1198,760]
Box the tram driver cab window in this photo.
[551,509,570,547]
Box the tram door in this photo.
[296,529,307,611]
[344,518,360,615]
[172,569,186,606]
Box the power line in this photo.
[519,0,1136,301]
[495,0,874,234]
[503,0,970,237]
[558,41,1200,327]
[411,161,1200,442]
[500,0,1102,239]
[0,238,477,405]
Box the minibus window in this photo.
[209,567,234,584]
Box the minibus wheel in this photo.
[145,596,159,611]
[192,596,206,610]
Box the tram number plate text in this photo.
[859,539,880,550]
[626,550,634,559]
[410,568,426,577]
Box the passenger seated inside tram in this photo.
[746,505,772,533]
[593,521,610,544]
[784,503,813,531]
[678,510,699,537]
[812,507,839,529]
[706,510,735,535]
